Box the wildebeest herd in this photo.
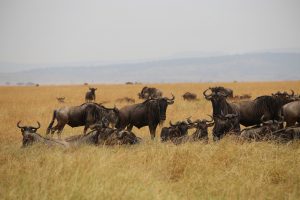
[17,86,300,148]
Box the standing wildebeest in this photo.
[138,86,163,99]
[46,103,119,137]
[116,94,175,139]
[282,101,300,127]
[203,87,240,140]
[182,92,197,101]
[85,87,97,102]
[204,87,294,127]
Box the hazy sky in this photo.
[0,0,300,65]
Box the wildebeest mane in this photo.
[253,96,281,115]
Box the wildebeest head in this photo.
[272,90,295,103]
[148,94,175,122]
[213,113,239,140]
[89,87,97,93]
[160,118,193,142]
[169,120,191,136]
[187,115,214,139]
[17,121,41,146]
[203,87,231,116]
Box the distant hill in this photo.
[1,53,300,84]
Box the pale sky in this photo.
[0,0,300,65]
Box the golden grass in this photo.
[1,81,300,200]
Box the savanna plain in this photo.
[1,81,300,200]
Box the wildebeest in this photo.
[17,121,68,147]
[56,97,65,103]
[138,86,163,99]
[88,121,141,145]
[115,97,135,104]
[160,120,191,142]
[116,94,175,139]
[212,113,240,140]
[85,87,97,102]
[182,92,197,101]
[203,87,240,139]
[46,103,119,137]
[282,101,300,127]
[19,119,139,147]
[204,87,294,127]
[187,115,214,142]
[240,120,283,141]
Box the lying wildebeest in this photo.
[282,101,300,127]
[115,97,135,104]
[46,103,119,137]
[138,86,163,99]
[187,115,214,142]
[17,121,68,147]
[19,120,139,147]
[56,97,65,103]
[212,113,240,140]
[88,121,141,145]
[160,120,191,142]
[240,120,283,141]
[85,87,97,102]
[116,94,175,139]
[182,92,197,101]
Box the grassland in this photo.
[1,81,300,200]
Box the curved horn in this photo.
[32,121,41,129]
[205,115,214,122]
[166,93,175,104]
[17,121,25,129]
[290,89,295,96]
[203,88,212,99]
[186,117,193,124]
[169,121,175,126]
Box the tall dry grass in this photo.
[1,81,300,199]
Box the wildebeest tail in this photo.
[46,110,57,134]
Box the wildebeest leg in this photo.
[46,110,56,135]
[83,125,89,135]
[149,124,157,140]
[57,124,65,139]
[126,124,133,131]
